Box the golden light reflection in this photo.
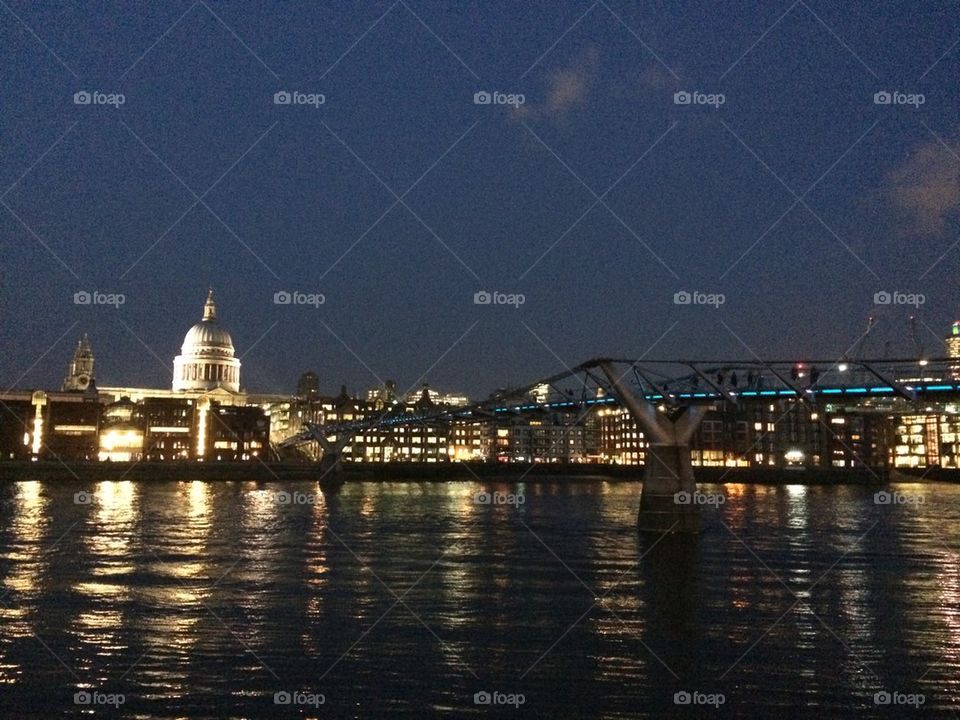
[187,480,210,520]
[3,482,48,596]
[424,487,471,632]
[131,482,217,682]
[96,480,137,522]
[934,553,960,666]
[302,495,330,656]
[0,482,50,683]
[236,487,284,632]
[785,485,808,530]
[724,483,747,498]
[305,496,329,590]
[722,483,747,530]
[70,481,139,662]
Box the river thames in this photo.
[0,479,957,718]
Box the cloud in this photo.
[887,136,960,235]
[637,64,676,91]
[517,47,598,120]
[545,48,598,113]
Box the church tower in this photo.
[63,334,95,391]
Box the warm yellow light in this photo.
[196,403,209,458]
[785,449,805,464]
[99,429,143,452]
[31,415,42,455]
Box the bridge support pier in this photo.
[599,362,708,534]
[316,435,350,480]
[639,434,704,533]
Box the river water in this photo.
[0,479,957,718]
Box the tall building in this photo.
[62,334,95,391]
[172,289,241,393]
[297,371,320,401]
[947,320,960,380]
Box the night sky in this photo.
[2,1,959,399]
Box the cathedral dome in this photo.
[172,290,241,393]
[181,322,234,356]
[180,289,234,355]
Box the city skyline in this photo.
[39,289,960,402]
[2,3,960,398]
[3,5,960,717]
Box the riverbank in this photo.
[0,461,951,484]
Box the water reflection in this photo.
[0,482,50,685]
[3,482,48,599]
[0,480,955,718]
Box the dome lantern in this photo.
[203,288,217,322]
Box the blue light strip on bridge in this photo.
[429,381,960,425]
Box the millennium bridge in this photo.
[281,357,960,533]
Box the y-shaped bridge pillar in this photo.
[599,362,708,533]
[315,434,351,479]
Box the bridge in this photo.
[281,357,960,533]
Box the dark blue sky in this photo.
[2,1,959,398]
